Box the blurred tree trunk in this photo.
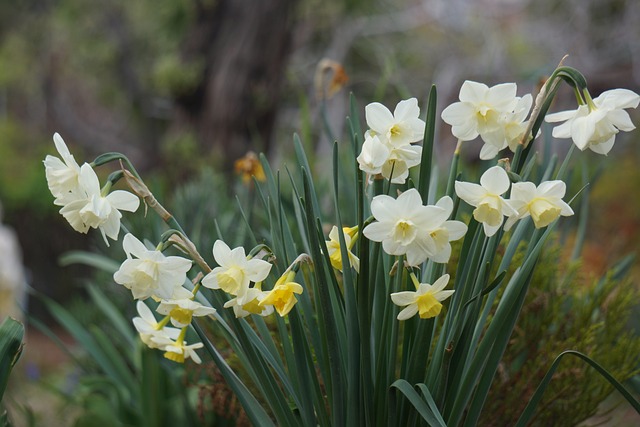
[174,0,297,169]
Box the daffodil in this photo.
[156,298,217,327]
[391,274,454,320]
[132,300,181,350]
[234,151,266,183]
[259,271,303,316]
[441,81,518,142]
[478,94,534,159]
[363,188,449,266]
[201,240,272,304]
[326,225,359,272]
[153,331,204,364]
[505,180,574,230]
[357,133,391,176]
[546,88,640,155]
[113,233,193,300]
[58,164,140,244]
[455,166,517,237]
[224,285,274,318]
[365,98,426,147]
[423,196,468,263]
[43,133,82,204]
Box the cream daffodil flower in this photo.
[365,98,426,147]
[132,300,181,350]
[455,166,517,237]
[391,273,453,320]
[363,188,449,266]
[546,88,640,155]
[43,133,82,204]
[156,298,217,328]
[441,81,518,142]
[114,233,193,300]
[201,240,272,304]
[58,164,140,244]
[505,180,574,230]
[423,196,468,263]
[224,285,274,318]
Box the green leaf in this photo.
[390,380,447,427]
[515,350,640,427]
[0,317,24,402]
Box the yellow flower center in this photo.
[393,220,416,245]
[529,198,561,228]
[217,266,244,294]
[170,307,193,326]
[416,292,442,319]
[164,350,185,364]
[474,197,503,227]
[390,124,401,136]
[242,298,264,315]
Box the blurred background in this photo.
[1,0,639,425]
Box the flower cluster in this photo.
[441,81,535,160]
[44,134,140,245]
[362,189,467,266]
[455,166,574,236]
[357,98,426,183]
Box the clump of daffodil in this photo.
[390,273,454,320]
[326,225,360,272]
[234,151,266,184]
[259,257,308,316]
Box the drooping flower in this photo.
[113,233,193,300]
[455,166,517,237]
[391,273,454,320]
[132,300,181,350]
[154,334,204,364]
[363,188,449,266]
[224,285,274,318]
[505,180,574,230]
[441,81,519,143]
[326,225,360,272]
[545,89,640,155]
[365,98,426,147]
[201,240,272,304]
[259,271,303,317]
[43,133,82,204]
[156,298,217,328]
[422,196,468,263]
[58,164,140,244]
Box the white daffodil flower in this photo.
[546,89,640,155]
[478,94,535,159]
[224,286,274,318]
[43,133,82,204]
[441,81,518,142]
[365,98,426,147]
[423,196,468,263]
[156,298,216,328]
[455,166,517,237]
[391,274,454,320]
[201,240,272,304]
[132,300,181,350]
[58,164,140,244]
[505,180,574,230]
[113,233,193,300]
[363,188,449,266]
[380,144,422,184]
[357,133,391,176]
[153,335,204,364]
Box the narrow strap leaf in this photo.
[515,350,640,427]
[390,380,447,427]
